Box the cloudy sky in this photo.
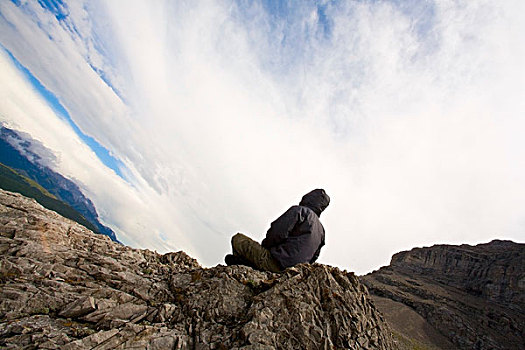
[1,0,524,274]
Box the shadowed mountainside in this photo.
[362,240,525,349]
[0,162,99,233]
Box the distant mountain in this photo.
[0,126,118,242]
[362,240,525,350]
[0,162,100,233]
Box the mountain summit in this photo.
[0,189,396,349]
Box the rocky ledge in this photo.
[362,240,525,349]
[0,189,396,349]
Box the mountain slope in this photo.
[362,240,525,350]
[0,126,118,241]
[0,189,397,349]
[0,162,99,233]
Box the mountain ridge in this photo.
[1,187,522,349]
[0,162,100,234]
[362,239,525,349]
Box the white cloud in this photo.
[0,48,198,258]
[1,0,524,274]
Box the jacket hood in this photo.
[299,189,330,217]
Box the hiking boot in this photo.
[225,254,242,266]
[225,254,256,268]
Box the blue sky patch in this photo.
[315,3,332,39]
[37,0,68,21]
[2,46,126,180]
[261,0,332,37]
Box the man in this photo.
[225,189,330,272]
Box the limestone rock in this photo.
[362,240,525,349]
[0,189,397,349]
[59,296,96,319]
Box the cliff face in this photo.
[390,241,524,310]
[363,240,525,350]
[0,189,396,349]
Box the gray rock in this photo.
[59,296,97,318]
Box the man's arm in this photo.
[309,241,324,263]
[261,206,301,249]
[309,229,325,263]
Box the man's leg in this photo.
[231,233,282,273]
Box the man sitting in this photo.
[225,189,330,272]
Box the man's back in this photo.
[263,204,325,268]
[262,189,329,268]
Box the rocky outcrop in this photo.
[362,241,525,350]
[0,189,397,349]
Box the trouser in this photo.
[231,233,283,273]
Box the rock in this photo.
[362,240,525,350]
[59,296,97,319]
[0,189,397,349]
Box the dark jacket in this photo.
[261,189,330,268]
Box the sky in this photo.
[0,0,524,274]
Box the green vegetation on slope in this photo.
[0,162,99,233]
[392,331,443,350]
